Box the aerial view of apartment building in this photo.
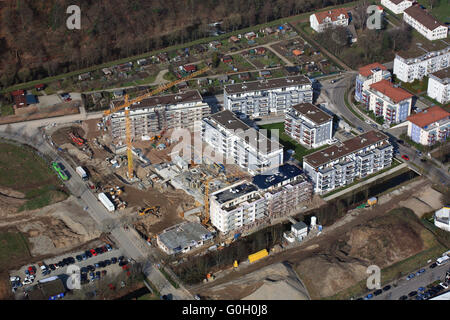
[380,0,413,14]
[309,8,349,32]
[355,62,392,103]
[284,103,333,148]
[407,106,450,146]
[203,110,283,174]
[403,5,448,41]
[393,45,450,83]
[427,67,450,104]
[303,131,393,193]
[108,90,210,141]
[223,75,313,117]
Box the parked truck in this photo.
[76,166,88,181]
[98,192,115,212]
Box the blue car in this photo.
[406,273,415,280]
[418,287,425,292]
[365,294,373,300]
[418,269,425,274]
[82,254,87,261]
[105,244,112,251]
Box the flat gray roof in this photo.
[214,182,258,204]
[112,90,203,110]
[224,75,311,95]
[158,222,211,251]
[290,103,333,125]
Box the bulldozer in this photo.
[138,206,161,218]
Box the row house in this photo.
[284,103,333,149]
[407,106,450,146]
[224,75,313,117]
[303,131,393,194]
[380,0,413,14]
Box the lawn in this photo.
[0,231,31,271]
[0,104,14,117]
[416,0,450,23]
[0,141,68,211]
[258,122,330,162]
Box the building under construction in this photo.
[107,90,210,142]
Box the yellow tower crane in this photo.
[202,177,213,226]
[103,66,211,179]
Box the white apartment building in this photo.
[434,207,450,232]
[355,62,392,103]
[309,8,349,33]
[393,45,450,83]
[209,181,266,234]
[284,103,333,149]
[303,131,393,194]
[365,80,413,124]
[224,76,313,117]
[403,5,448,41]
[428,67,450,104]
[380,0,413,14]
[203,110,283,175]
[407,106,450,146]
[108,90,210,141]
[210,164,313,233]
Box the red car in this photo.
[402,154,409,161]
[27,266,36,275]
[90,248,97,256]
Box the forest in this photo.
[0,0,353,89]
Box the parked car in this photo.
[418,287,425,292]
[406,273,415,280]
[86,250,93,258]
[90,249,97,256]
[397,139,404,145]
[104,260,111,266]
[382,285,391,291]
[440,282,449,289]
[357,127,364,133]
[82,254,87,261]
[87,265,95,272]
[430,262,437,269]
[111,257,118,264]
[408,291,417,297]
[94,263,100,269]
[76,255,83,262]
[399,295,408,300]
[402,154,409,161]
[374,289,383,296]
[49,264,56,271]
[105,244,112,251]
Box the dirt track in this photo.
[192,177,443,299]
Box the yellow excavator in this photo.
[138,205,161,217]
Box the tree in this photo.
[212,52,220,68]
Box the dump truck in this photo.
[76,166,88,181]
[98,192,115,212]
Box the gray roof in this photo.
[214,182,258,204]
[158,222,211,251]
[112,90,203,110]
[290,103,333,125]
[292,221,307,231]
[224,75,311,95]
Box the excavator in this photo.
[138,203,161,218]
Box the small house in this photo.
[217,75,229,83]
[239,72,251,80]
[102,68,113,76]
[26,94,38,105]
[177,81,188,90]
[292,49,303,56]
[259,70,271,78]
[255,47,266,55]
[285,66,300,75]
[78,72,91,81]
[113,90,124,98]
[183,64,197,73]
[209,40,222,49]
[229,35,239,43]
[13,95,27,109]
[291,221,308,241]
[244,31,256,40]
[35,84,45,91]
[264,27,275,34]
[222,55,233,63]
[137,59,148,66]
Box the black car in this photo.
[399,295,408,300]
[118,256,125,261]
[68,257,75,264]
[49,264,56,271]
[76,255,83,262]
[87,265,95,272]
[99,261,106,268]
[57,261,64,268]
[104,259,111,266]
[408,291,417,297]
[119,260,128,267]
[95,248,103,255]
[383,285,391,291]
[397,140,404,145]
[85,250,92,258]
[374,289,383,296]
[430,262,437,269]
[62,258,69,265]
[111,257,118,264]
[80,267,88,274]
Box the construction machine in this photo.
[68,132,84,146]
[201,177,213,226]
[103,66,211,179]
[138,206,161,218]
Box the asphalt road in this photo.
[368,262,450,300]
[0,118,193,300]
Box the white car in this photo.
[440,282,448,289]
[10,276,20,283]
[22,278,32,285]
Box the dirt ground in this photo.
[0,103,80,125]
[192,177,445,300]
[51,126,86,146]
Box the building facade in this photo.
[224,76,313,117]
[309,8,349,33]
[403,5,448,41]
[284,103,333,149]
[355,62,392,103]
[203,110,283,175]
[364,80,413,124]
[209,181,266,234]
[407,106,450,146]
[108,90,210,141]
[393,45,450,83]
[380,0,413,14]
[303,131,393,194]
[427,67,450,104]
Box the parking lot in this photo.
[9,243,129,298]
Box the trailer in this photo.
[76,166,88,181]
[98,192,115,212]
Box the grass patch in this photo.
[0,231,31,271]
[159,268,180,289]
[258,122,330,162]
[0,104,14,117]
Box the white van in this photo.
[436,255,449,265]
